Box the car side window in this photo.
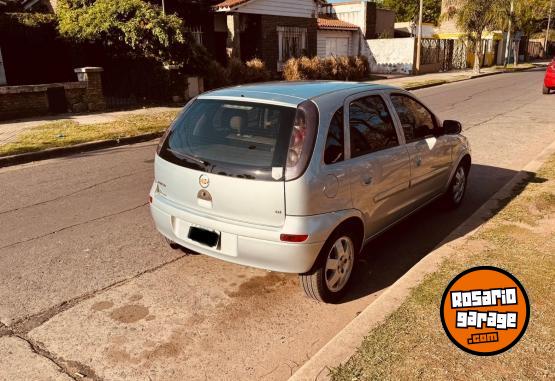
[348,95,399,158]
[390,94,437,143]
[324,107,344,164]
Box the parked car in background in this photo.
[149,82,471,303]
[543,57,555,94]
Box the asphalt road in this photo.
[1,69,554,381]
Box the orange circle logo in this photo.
[440,267,530,356]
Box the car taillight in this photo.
[280,234,309,242]
[284,100,318,181]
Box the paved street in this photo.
[0,69,554,381]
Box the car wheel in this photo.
[543,85,550,94]
[443,164,468,209]
[300,228,357,303]
[165,237,181,250]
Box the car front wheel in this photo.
[443,164,468,209]
[543,85,550,94]
[300,229,357,303]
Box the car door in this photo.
[344,92,411,238]
[388,93,452,206]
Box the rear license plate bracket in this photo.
[188,226,220,248]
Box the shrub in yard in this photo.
[204,58,271,89]
[203,60,230,89]
[283,55,370,81]
[245,58,271,83]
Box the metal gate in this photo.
[420,39,468,72]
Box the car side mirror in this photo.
[443,120,462,134]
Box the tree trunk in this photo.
[473,38,482,74]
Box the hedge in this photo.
[283,55,370,81]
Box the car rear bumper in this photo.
[149,194,328,274]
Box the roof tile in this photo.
[317,18,359,31]
[212,0,252,10]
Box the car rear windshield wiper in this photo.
[167,148,207,166]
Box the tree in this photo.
[379,0,442,24]
[57,0,208,70]
[496,0,552,35]
[447,0,502,73]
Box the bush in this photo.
[283,55,370,81]
[203,58,271,90]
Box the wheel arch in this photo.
[303,214,365,274]
[445,152,472,192]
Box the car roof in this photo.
[199,81,397,106]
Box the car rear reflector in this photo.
[280,234,309,243]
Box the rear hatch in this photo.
[155,98,298,227]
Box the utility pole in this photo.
[415,0,424,74]
[546,0,553,57]
[504,0,514,67]
[162,0,166,15]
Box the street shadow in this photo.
[341,163,544,303]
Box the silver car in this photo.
[149,82,471,302]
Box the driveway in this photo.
[0,68,553,381]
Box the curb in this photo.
[401,64,543,91]
[290,138,555,381]
[0,132,163,168]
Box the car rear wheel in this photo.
[543,85,550,94]
[300,229,357,303]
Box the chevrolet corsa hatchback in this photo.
[150,82,471,302]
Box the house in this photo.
[394,22,436,38]
[317,17,360,57]
[209,0,396,71]
[211,0,322,71]
[436,0,505,66]
[319,1,395,39]
[316,0,397,62]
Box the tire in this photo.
[165,237,181,250]
[299,227,359,303]
[442,163,468,209]
[543,85,550,95]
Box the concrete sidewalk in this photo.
[0,106,179,145]
[371,62,547,89]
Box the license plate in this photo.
[188,226,220,248]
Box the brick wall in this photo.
[0,67,105,121]
[259,15,318,73]
[0,87,49,120]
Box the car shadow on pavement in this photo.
[342,163,531,303]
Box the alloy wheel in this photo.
[325,236,354,292]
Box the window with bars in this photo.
[277,26,307,70]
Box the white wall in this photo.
[237,0,317,18]
[363,38,415,74]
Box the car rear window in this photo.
[159,99,297,180]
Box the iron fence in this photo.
[420,38,468,72]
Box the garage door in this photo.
[325,38,350,57]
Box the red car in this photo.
[544,58,555,94]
